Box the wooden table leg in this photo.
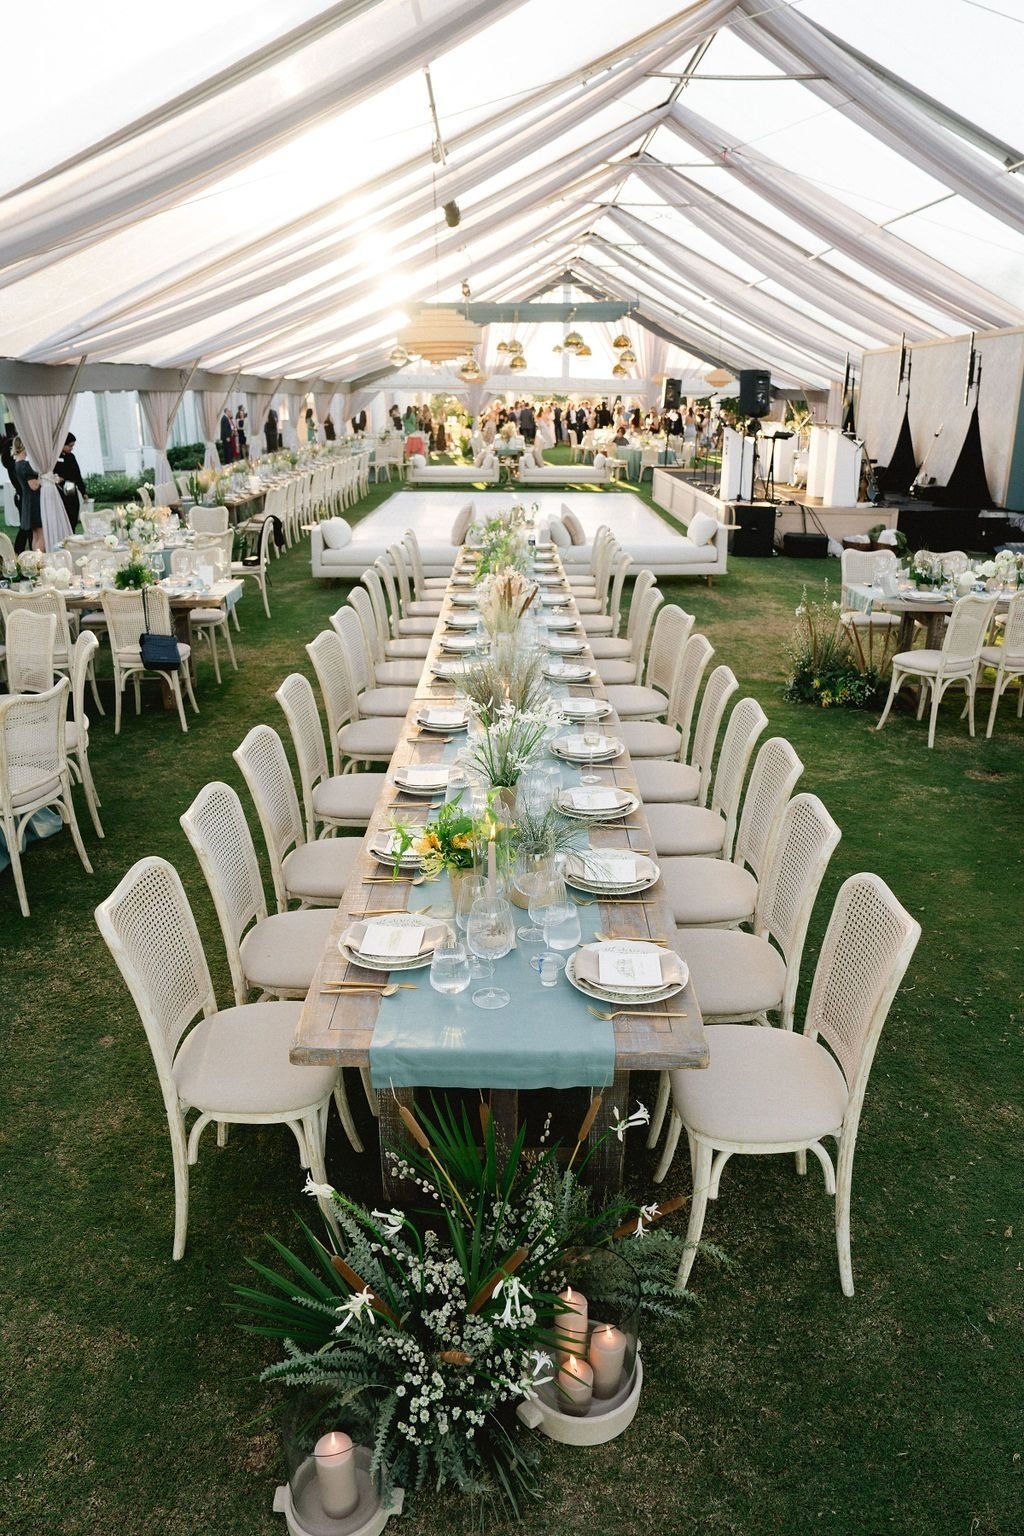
[586,1071,630,1201]
[487,1088,520,1162]
[378,1087,419,1205]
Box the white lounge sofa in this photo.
[519,449,610,486]
[312,512,468,580]
[407,452,499,485]
[647,473,734,579]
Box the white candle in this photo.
[588,1322,627,1399]
[487,822,497,902]
[313,1430,359,1519]
[555,1285,588,1362]
[556,1354,594,1415]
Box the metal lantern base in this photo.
[516,1347,643,1446]
[273,1446,404,1536]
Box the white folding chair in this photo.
[876,592,998,748]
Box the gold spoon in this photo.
[321,982,415,995]
[586,1006,688,1020]
[593,932,671,946]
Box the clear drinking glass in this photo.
[581,726,602,785]
[466,897,515,1009]
[429,929,471,997]
[515,850,552,943]
[544,902,582,953]
[455,873,490,975]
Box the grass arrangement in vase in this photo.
[785,583,889,709]
[235,1094,699,1521]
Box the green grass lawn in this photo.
[2,469,1021,1536]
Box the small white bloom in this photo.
[334,1286,376,1333]
[632,1201,661,1240]
[104,533,119,549]
[611,1101,651,1141]
[302,1174,335,1200]
[528,1349,553,1381]
[371,1207,406,1238]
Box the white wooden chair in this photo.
[276,671,386,831]
[839,549,900,635]
[100,587,199,734]
[669,872,920,1295]
[876,592,998,749]
[67,630,105,838]
[346,589,422,685]
[0,679,92,917]
[359,569,430,660]
[375,555,435,637]
[591,572,660,677]
[403,528,450,594]
[169,549,237,683]
[573,537,619,616]
[646,695,767,857]
[620,633,715,762]
[580,552,633,638]
[983,590,1024,737]
[233,723,360,907]
[632,651,729,806]
[5,608,56,693]
[330,606,414,717]
[0,586,104,714]
[306,629,402,773]
[605,604,694,720]
[94,856,340,1260]
[565,526,611,593]
[231,514,273,617]
[387,543,443,619]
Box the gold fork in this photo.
[587,1006,688,1020]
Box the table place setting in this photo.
[560,697,612,722]
[338,913,448,972]
[546,635,587,655]
[438,633,480,654]
[444,613,480,630]
[415,706,469,733]
[555,784,639,822]
[550,733,625,764]
[543,661,595,683]
[563,850,660,895]
[369,831,423,869]
[566,940,688,1006]
[391,764,451,795]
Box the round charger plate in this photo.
[543,663,595,682]
[541,616,578,632]
[439,636,479,653]
[451,592,481,607]
[555,790,640,823]
[445,614,478,630]
[550,734,625,763]
[540,593,569,607]
[563,854,660,895]
[431,662,470,680]
[547,638,586,655]
[535,575,566,587]
[339,914,438,972]
[392,771,450,795]
[369,835,422,868]
[565,944,686,1005]
[560,700,612,721]
[416,710,469,732]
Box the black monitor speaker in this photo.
[738,369,771,417]
[662,378,681,411]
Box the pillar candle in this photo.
[556,1354,594,1415]
[487,821,497,901]
[588,1322,627,1399]
[313,1430,359,1519]
[555,1285,588,1362]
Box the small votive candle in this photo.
[588,1322,627,1399]
[313,1430,359,1519]
[556,1354,594,1416]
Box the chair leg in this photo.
[835,1130,856,1297]
[3,810,31,916]
[926,678,941,749]
[61,782,93,874]
[168,1105,190,1261]
[231,604,241,632]
[333,1075,365,1154]
[169,673,189,733]
[985,669,1004,738]
[207,627,222,684]
[654,1107,684,1184]
[875,669,901,731]
[360,1067,379,1118]
[77,750,105,838]
[113,667,123,735]
[182,664,200,717]
[87,659,105,716]
[261,575,271,619]
[646,1069,670,1149]
[221,619,238,671]
[966,672,977,738]
[675,1137,714,1291]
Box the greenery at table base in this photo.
[113,554,157,590]
[235,1094,700,1520]
[785,582,890,709]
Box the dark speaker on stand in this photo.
[662,378,681,411]
[738,369,771,418]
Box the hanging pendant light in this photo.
[399,308,482,363]
[705,367,733,390]
[612,333,631,350]
[612,363,628,378]
[388,345,410,367]
[618,348,637,365]
[496,340,510,353]
[506,339,524,356]
[457,352,482,382]
[509,354,527,371]
[576,343,592,359]
[552,344,563,355]
[563,330,584,353]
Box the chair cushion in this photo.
[589,637,632,658]
[337,717,401,760]
[173,1002,337,1115]
[618,721,682,759]
[647,803,725,856]
[574,596,603,614]
[632,760,700,803]
[674,929,786,1019]
[671,1024,848,1144]
[605,684,667,719]
[893,648,944,672]
[321,518,353,551]
[191,608,226,625]
[597,659,638,685]
[407,600,443,618]
[582,615,615,636]
[374,659,422,685]
[396,616,436,636]
[385,638,430,658]
[240,908,337,993]
[283,838,360,901]
[314,772,387,822]
[359,686,415,717]
[660,856,757,926]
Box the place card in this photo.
[563,698,605,717]
[399,765,449,786]
[568,788,619,810]
[598,950,663,989]
[581,853,638,883]
[360,923,426,958]
[423,708,465,726]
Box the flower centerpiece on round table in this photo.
[236,1095,694,1519]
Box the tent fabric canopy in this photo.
[2,0,1023,395]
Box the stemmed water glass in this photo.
[455,872,490,976]
[580,725,602,785]
[515,849,552,943]
[466,896,516,1009]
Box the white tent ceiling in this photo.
[2,0,1023,393]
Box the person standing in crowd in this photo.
[2,425,23,531]
[350,406,367,434]
[54,433,87,528]
[324,413,336,441]
[12,439,43,554]
[220,407,235,462]
[401,405,415,434]
[235,404,248,457]
[518,401,536,445]
[305,407,317,445]
[553,404,563,444]
[596,399,613,428]
[264,406,279,452]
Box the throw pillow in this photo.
[321,518,352,550]
[562,509,586,545]
[687,509,720,548]
[409,452,426,468]
[451,504,474,545]
[549,519,571,548]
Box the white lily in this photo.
[371,1207,406,1238]
[632,1201,661,1240]
[302,1174,336,1201]
[611,1101,651,1141]
[334,1287,377,1333]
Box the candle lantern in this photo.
[518,1250,643,1446]
[273,1392,404,1536]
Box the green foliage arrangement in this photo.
[84,471,145,504]
[113,558,156,590]
[784,583,885,709]
[235,1094,697,1519]
[167,442,206,471]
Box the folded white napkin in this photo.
[563,787,625,811]
[397,765,450,787]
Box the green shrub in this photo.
[168,442,206,471]
[784,582,889,709]
[84,472,144,505]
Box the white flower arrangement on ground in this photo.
[237,1094,699,1520]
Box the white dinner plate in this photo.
[550,734,625,763]
[338,914,437,972]
[555,788,639,822]
[565,943,686,1005]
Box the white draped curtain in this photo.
[281,391,305,449]
[7,393,76,550]
[198,390,225,470]
[634,328,670,407]
[247,389,276,452]
[138,389,180,486]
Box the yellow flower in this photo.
[452,833,472,849]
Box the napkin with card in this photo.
[559,786,631,812]
[576,942,685,990]
[343,918,447,958]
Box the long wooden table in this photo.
[292,547,707,1196]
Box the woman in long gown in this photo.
[535,405,555,451]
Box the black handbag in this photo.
[139,588,181,672]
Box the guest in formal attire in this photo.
[305,407,316,445]
[518,403,536,444]
[54,433,87,528]
[220,409,235,462]
[401,406,416,434]
[2,427,23,530]
[264,408,279,452]
[553,404,563,444]
[596,399,613,429]
[350,408,366,434]
[630,406,642,430]
[12,439,43,554]
[235,404,248,457]
[324,413,336,441]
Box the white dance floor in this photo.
[346,490,688,572]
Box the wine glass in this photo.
[455,872,490,976]
[429,929,471,997]
[466,897,515,1009]
[580,725,602,785]
[515,849,552,943]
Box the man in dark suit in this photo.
[220,410,235,462]
[518,403,536,444]
[264,408,279,453]
[573,406,587,443]
[54,433,87,529]
[553,405,563,444]
[351,409,367,434]
[596,399,613,429]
